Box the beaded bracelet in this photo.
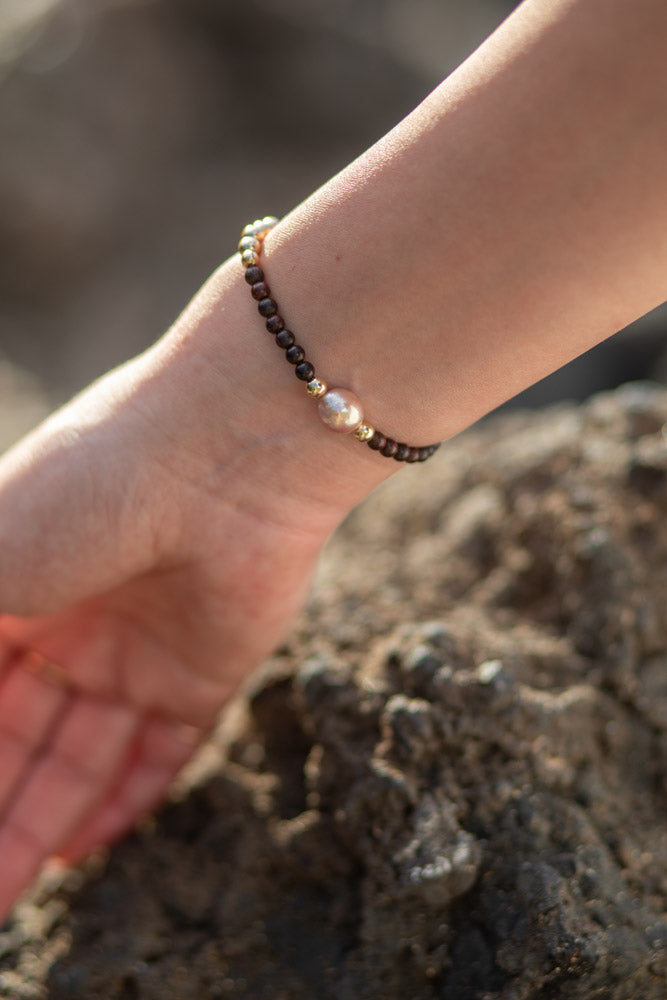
[239,217,441,463]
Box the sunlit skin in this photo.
[2,0,667,921]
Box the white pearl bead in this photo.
[317,388,364,434]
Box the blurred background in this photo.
[1,0,666,449]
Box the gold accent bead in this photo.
[354,423,375,442]
[306,378,328,398]
[250,219,268,239]
[238,235,260,253]
[259,215,279,236]
[242,217,280,241]
[241,248,259,267]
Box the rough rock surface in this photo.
[1,384,667,999]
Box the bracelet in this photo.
[239,217,441,463]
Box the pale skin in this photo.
[1,0,667,921]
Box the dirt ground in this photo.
[1,382,666,1000]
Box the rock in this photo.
[2,387,667,999]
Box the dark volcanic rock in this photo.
[1,383,667,999]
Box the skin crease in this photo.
[2,0,667,920]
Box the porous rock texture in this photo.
[2,384,667,1000]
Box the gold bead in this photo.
[241,248,259,267]
[238,235,260,253]
[243,222,264,240]
[354,423,375,442]
[245,216,279,240]
[306,378,328,398]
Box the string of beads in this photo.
[239,217,441,463]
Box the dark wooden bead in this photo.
[295,362,315,381]
[285,345,305,364]
[245,265,264,285]
[266,315,284,334]
[394,443,410,462]
[381,438,398,458]
[406,447,421,463]
[418,447,431,462]
[275,329,295,349]
[258,297,278,317]
[251,281,270,301]
[368,432,387,452]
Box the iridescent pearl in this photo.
[318,388,364,434]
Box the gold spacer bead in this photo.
[241,248,259,267]
[250,219,268,240]
[354,423,375,442]
[257,216,279,238]
[245,216,280,240]
[238,235,260,254]
[306,378,328,398]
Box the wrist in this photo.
[141,253,402,538]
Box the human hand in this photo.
[0,259,380,922]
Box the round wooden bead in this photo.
[251,281,270,300]
[394,443,410,462]
[381,438,398,458]
[266,315,284,334]
[275,329,295,349]
[285,345,305,364]
[296,362,315,381]
[258,298,278,317]
[368,432,387,452]
[245,265,264,285]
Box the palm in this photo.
[0,361,327,923]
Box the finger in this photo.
[0,610,232,729]
[59,716,202,863]
[0,659,70,808]
[0,695,139,922]
[0,632,18,683]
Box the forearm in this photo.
[264,0,667,438]
[150,0,667,523]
